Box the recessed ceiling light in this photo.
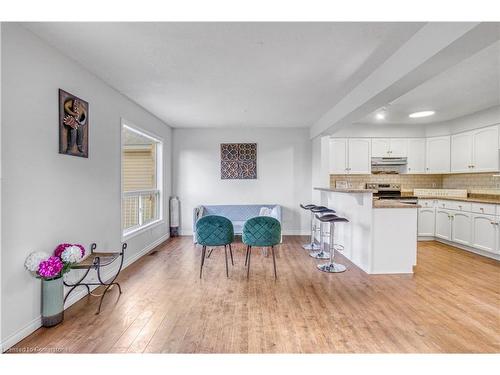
[409,110,435,118]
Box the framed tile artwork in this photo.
[220,143,257,179]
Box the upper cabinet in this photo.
[389,139,409,157]
[451,132,473,173]
[329,138,371,174]
[348,138,371,174]
[426,136,451,173]
[471,126,499,172]
[407,138,426,174]
[371,139,391,157]
[329,125,499,176]
[371,138,407,157]
[329,138,348,174]
[451,126,499,173]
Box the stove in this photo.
[366,183,418,204]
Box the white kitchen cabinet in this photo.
[450,126,499,173]
[451,211,472,246]
[471,213,498,253]
[472,126,499,172]
[451,132,473,173]
[329,138,371,174]
[371,139,391,157]
[418,208,435,237]
[407,138,426,174]
[348,138,371,174]
[390,139,408,157]
[426,136,451,173]
[329,138,348,174]
[371,138,407,157]
[417,198,500,259]
[435,209,452,240]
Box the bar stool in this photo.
[315,214,348,273]
[300,204,319,250]
[309,212,337,260]
[309,206,336,252]
[301,204,335,250]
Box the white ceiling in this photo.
[358,40,500,125]
[23,22,424,128]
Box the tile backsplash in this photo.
[443,173,500,195]
[330,174,442,192]
[330,172,500,195]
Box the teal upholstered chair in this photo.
[196,215,234,278]
[242,216,281,280]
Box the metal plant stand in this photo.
[64,242,126,314]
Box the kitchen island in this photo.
[315,187,419,274]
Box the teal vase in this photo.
[41,277,64,327]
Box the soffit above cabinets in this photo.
[358,41,500,125]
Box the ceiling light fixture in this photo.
[409,110,435,118]
[375,107,387,120]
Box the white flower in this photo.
[61,245,83,263]
[25,251,50,273]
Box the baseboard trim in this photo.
[0,316,42,353]
[418,237,500,261]
[0,233,170,352]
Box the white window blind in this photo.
[121,124,163,236]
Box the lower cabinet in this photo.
[471,214,498,253]
[418,208,435,236]
[451,211,472,246]
[418,200,500,256]
[435,209,452,241]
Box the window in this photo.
[121,122,163,237]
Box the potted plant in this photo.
[25,244,86,327]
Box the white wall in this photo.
[331,123,427,138]
[311,136,330,203]
[0,22,3,349]
[1,24,172,350]
[172,128,311,235]
[424,105,500,136]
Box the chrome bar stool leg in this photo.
[317,220,347,273]
[302,211,320,250]
[309,220,330,259]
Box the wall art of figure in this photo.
[59,89,89,158]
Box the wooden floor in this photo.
[9,236,500,353]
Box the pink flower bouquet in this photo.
[25,243,86,280]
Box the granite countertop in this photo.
[314,187,377,193]
[411,195,500,204]
[373,199,421,209]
